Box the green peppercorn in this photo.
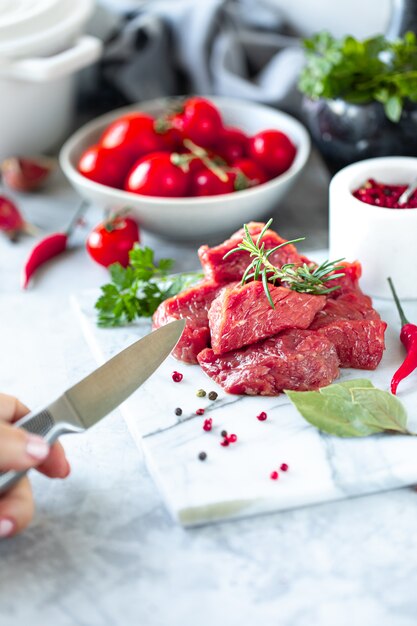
[198,451,207,461]
[196,389,206,398]
[175,407,182,416]
[208,391,218,401]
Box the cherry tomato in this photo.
[232,158,268,186]
[216,127,249,164]
[100,113,177,162]
[248,130,296,177]
[172,97,223,149]
[86,215,140,268]
[125,152,189,197]
[77,144,131,188]
[189,167,234,196]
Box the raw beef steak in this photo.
[327,261,369,300]
[209,281,326,354]
[198,222,307,283]
[310,293,386,369]
[152,280,222,363]
[197,329,340,395]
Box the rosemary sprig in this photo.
[223,219,346,307]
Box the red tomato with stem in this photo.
[232,158,268,186]
[77,144,131,188]
[100,113,177,162]
[189,167,234,196]
[172,97,223,149]
[125,152,189,197]
[86,215,140,268]
[216,127,249,164]
[249,130,296,177]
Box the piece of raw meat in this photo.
[327,260,370,301]
[197,329,340,395]
[310,293,386,369]
[209,281,326,354]
[152,280,222,363]
[198,221,307,283]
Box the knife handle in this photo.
[0,408,82,495]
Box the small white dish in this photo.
[329,157,417,299]
[59,96,310,242]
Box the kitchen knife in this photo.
[0,319,185,494]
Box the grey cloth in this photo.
[100,0,304,112]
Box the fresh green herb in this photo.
[95,244,203,327]
[298,31,417,122]
[224,218,345,307]
[285,379,414,437]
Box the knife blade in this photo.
[0,319,185,494]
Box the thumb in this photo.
[0,422,50,472]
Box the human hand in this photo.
[0,393,70,538]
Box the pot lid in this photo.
[0,0,95,58]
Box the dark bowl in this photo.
[302,97,417,175]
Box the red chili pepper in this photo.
[21,202,87,289]
[387,277,417,395]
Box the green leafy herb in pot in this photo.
[286,379,415,437]
[299,31,417,122]
[95,244,203,327]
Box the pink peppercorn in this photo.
[196,408,205,416]
[172,371,183,382]
[228,434,237,443]
[270,471,279,480]
[203,418,212,432]
[280,463,289,472]
[257,411,267,421]
[220,438,229,447]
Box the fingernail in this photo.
[26,435,49,461]
[0,518,15,538]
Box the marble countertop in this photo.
[1,156,417,626]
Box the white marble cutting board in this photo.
[72,280,417,527]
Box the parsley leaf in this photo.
[95,243,203,327]
[299,31,417,122]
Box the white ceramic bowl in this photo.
[59,96,310,241]
[329,157,417,299]
[0,0,102,159]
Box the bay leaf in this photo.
[285,379,411,438]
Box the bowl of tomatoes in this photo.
[60,96,310,241]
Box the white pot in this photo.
[0,0,103,160]
[329,157,417,300]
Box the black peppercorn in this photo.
[208,391,218,401]
[221,430,227,437]
[175,407,182,416]
[198,451,207,461]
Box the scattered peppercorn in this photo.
[221,430,228,437]
[257,411,267,421]
[270,471,279,480]
[228,434,237,443]
[196,389,206,397]
[172,371,183,382]
[220,437,229,447]
[196,408,205,416]
[280,463,289,472]
[175,407,182,416]
[208,391,218,401]
[198,451,207,461]
[203,418,212,431]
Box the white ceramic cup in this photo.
[329,157,417,300]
